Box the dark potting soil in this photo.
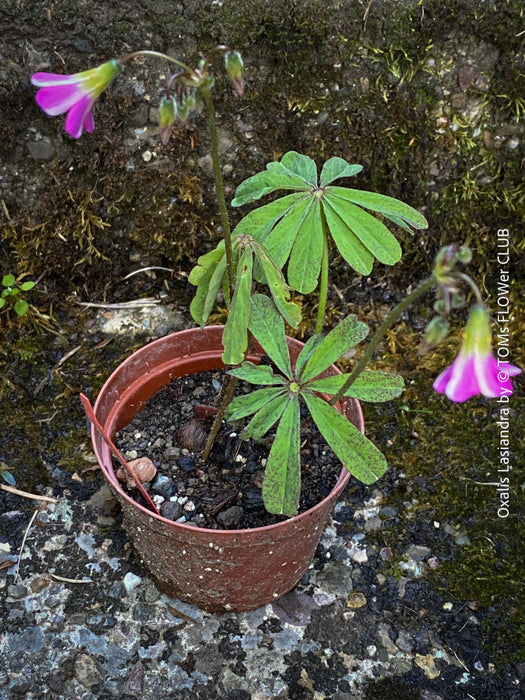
[115,370,344,529]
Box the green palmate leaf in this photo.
[300,314,369,382]
[326,194,402,265]
[242,391,288,441]
[323,199,375,275]
[304,392,387,484]
[288,198,323,294]
[328,186,428,230]
[225,386,284,421]
[249,294,292,378]
[262,396,301,516]
[255,244,301,328]
[231,152,427,295]
[320,157,363,186]
[309,371,405,402]
[280,151,318,185]
[231,167,310,207]
[221,248,253,365]
[228,361,287,386]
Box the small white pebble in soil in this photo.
[123,572,142,594]
[443,601,453,611]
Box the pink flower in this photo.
[433,305,521,402]
[31,60,120,138]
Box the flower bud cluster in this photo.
[419,244,478,354]
[157,48,243,145]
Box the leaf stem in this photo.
[329,276,436,406]
[315,206,329,334]
[203,93,235,297]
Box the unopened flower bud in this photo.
[419,317,450,355]
[451,292,466,309]
[434,244,457,282]
[158,96,176,145]
[177,98,189,121]
[457,245,472,264]
[184,91,196,111]
[433,299,446,314]
[224,50,244,97]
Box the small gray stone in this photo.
[74,653,100,688]
[160,500,182,521]
[27,139,55,161]
[216,506,244,529]
[151,474,175,498]
[7,584,28,599]
[364,516,382,532]
[314,562,352,597]
[123,572,142,595]
[87,484,119,516]
[406,544,431,560]
[74,38,93,53]
[163,446,179,461]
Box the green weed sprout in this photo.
[1,274,36,317]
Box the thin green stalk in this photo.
[315,208,329,334]
[203,93,235,297]
[329,276,436,407]
[120,50,192,73]
[199,94,238,461]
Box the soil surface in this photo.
[115,370,343,529]
[1,1,524,699]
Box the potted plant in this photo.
[31,48,521,612]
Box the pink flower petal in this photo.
[83,110,95,133]
[432,365,453,394]
[31,72,81,87]
[64,95,94,138]
[500,362,522,378]
[36,84,84,116]
[445,355,480,402]
[475,355,501,397]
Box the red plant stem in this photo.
[79,393,160,516]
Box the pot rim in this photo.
[92,325,363,537]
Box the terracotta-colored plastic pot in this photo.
[91,326,364,612]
